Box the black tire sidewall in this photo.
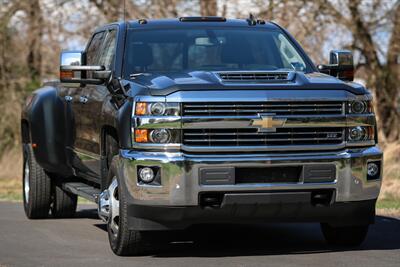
[22,144,30,213]
[106,160,120,250]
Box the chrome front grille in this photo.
[182,101,343,116]
[183,127,344,147]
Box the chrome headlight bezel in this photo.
[135,102,180,116]
[346,126,375,145]
[348,100,372,114]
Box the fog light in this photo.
[139,167,154,183]
[349,126,366,141]
[150,129,170,143]
[367,162,379,177]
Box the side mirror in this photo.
[60,51,111,84]
[318,50,354,81]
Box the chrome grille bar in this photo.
[183,101,343,116]
[183,128,344,147]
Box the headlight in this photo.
[134,129,179,143]
[348,100,372,114]
[348,126,367,141]
[149,129,171,143]
[347,126,374,143]
[134,102,180,116]
[150,103,166,115]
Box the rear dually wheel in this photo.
[22,144,52,219]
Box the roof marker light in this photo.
[179,16,226,22]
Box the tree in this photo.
[200,0,217,16]
[312,0,400,141]
[255,0,400,141]
[26,0,43,82]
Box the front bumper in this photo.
[117,146,382,230]
[120,146,382,205]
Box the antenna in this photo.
[123,0,126,21]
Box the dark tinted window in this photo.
[86,31,105,65]
[124,28,311,75]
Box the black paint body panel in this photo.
[24,86,72,175]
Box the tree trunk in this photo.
[200,0,217,16]
[377,4,400,141]
[26,0,43,82]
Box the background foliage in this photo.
[0,0,399,209]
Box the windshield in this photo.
[124,28,312,76]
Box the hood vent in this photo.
[215,71,295,83]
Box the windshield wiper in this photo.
[129,73,151,79]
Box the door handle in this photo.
[64,95,73,102]
[79,96,88,104]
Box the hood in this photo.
[129,71,368,96]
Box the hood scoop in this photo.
[215,71,295,83]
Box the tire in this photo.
[106,158,154,256]
[51,183,77,218]
[22,144,52,219]
[321,223,369,246]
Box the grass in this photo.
[376,198,400,210]
[0,178,21,202]
[0,178,93,204]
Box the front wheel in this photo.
[320,223,369,246]
[22,144,52,219]
[101,159,154,256]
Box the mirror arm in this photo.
[60,65,105,71]
[107,77,129,97]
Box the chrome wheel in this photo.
[24,160,30,203]
[98,177,120,237]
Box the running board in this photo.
[62,182,101,203]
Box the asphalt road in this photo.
[0,202,399,267]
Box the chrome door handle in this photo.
[79,96,88,104]
[64,95,73,102]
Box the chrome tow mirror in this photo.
[318,50,354,82]
[60,51,111,84]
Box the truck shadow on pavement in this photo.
[87,211,400,257]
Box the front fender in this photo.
[24,86,72,175]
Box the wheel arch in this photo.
[21,119,30,144]
[25,86,72,176]
[100,125,119,189]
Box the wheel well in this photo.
[101,126,119,157]
[21,120,30,144]
[101,126,119,189]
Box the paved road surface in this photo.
[0,202,399,267]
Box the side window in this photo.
[86,31,105,65]
[98,30,117,69]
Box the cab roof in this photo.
[125,17,280,30]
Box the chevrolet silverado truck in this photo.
[21,17,382,255]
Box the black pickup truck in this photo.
[21,17,382,255]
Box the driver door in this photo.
[70,31,105,181]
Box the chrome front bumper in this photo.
[119,146,382,206]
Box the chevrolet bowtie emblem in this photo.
[251,115,287,132]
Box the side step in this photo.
[62,182,101,203]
